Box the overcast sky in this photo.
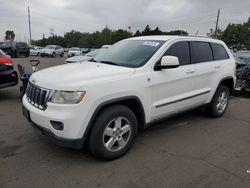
[0,0,250,42]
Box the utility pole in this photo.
[215,9,220,38]
[28,6,32,44]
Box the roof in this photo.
[129,35,222,43]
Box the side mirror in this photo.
[160,56,179,69]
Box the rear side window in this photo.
[210,43,229,60]
[191,42,213,63]
[164,41,190,65]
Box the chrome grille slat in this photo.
[26,82,50,110]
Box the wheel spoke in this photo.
[106,138,116,150]
[118,137,126,148]
[114,117,122,129]
[104,127,114,137]
[121,124,130,134]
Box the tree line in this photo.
[31,25,188,48]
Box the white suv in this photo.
[22,36,236,160]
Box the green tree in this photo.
[165,30,188,35]
[133,30,141,37]
[207,28,223,39]
[5,30,15,41]
[141,25,152,35]
[32,25,188,48]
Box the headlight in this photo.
[50,91,85,104]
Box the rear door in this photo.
[151,41,197,120]
[190,41,220,104]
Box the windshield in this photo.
[70,48,80,51]
[0,42,13,47]
[45,45,56,49]
[94,40,165,68]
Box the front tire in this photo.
[60,52,64,57]
[88,105,138,160]
[206,85,230,118]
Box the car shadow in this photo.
[32,107,210,163]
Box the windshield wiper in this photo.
[88,58,97,62]
[99,61,118,66]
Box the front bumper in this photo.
[22,95,89,141]
[0,70,18,89]
[30,121,85,149]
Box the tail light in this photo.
[0,57,12,66]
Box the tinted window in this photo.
[210,43,229,60]
[191,42,213,63]
[164,41,190,65]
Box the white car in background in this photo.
[68,47,82,57]
[65,48,108,63]
[40,45,64,57]
[29,46,43,56]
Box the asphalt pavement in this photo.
[0,56,250,188]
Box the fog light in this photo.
[50,121,64,131]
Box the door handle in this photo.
[214,65,221,69]
[186,70,195,74]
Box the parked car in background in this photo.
[68,47,81,57]
[101,45,111,49]
[64,48,69,52]
[235,51,250,68]
[0,49,18,89]
[65,48,107,63]
[81,48,91,54]
[40,45,64,57]
[0,42,29,58]
[29,46,43,56]
[23,36,235,160]
[236,50,250,57]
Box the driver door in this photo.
[151,41,196,120]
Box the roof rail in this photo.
[180,34,212,39]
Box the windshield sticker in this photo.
[142,41,160,47]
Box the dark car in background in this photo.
[0,50,18,89]
[0,42,30,58]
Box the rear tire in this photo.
[206,85,230,118]
[51,52,55,58]
[60,52,64,57]
[88,105,138,160]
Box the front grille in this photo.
[26,82,51,110]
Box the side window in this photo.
[164,41,190,65]
[191,41,213,63]
[210,43,229,60]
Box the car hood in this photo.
[69,50,80,53]
[65,55,91,63]
[30,62,136,90]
